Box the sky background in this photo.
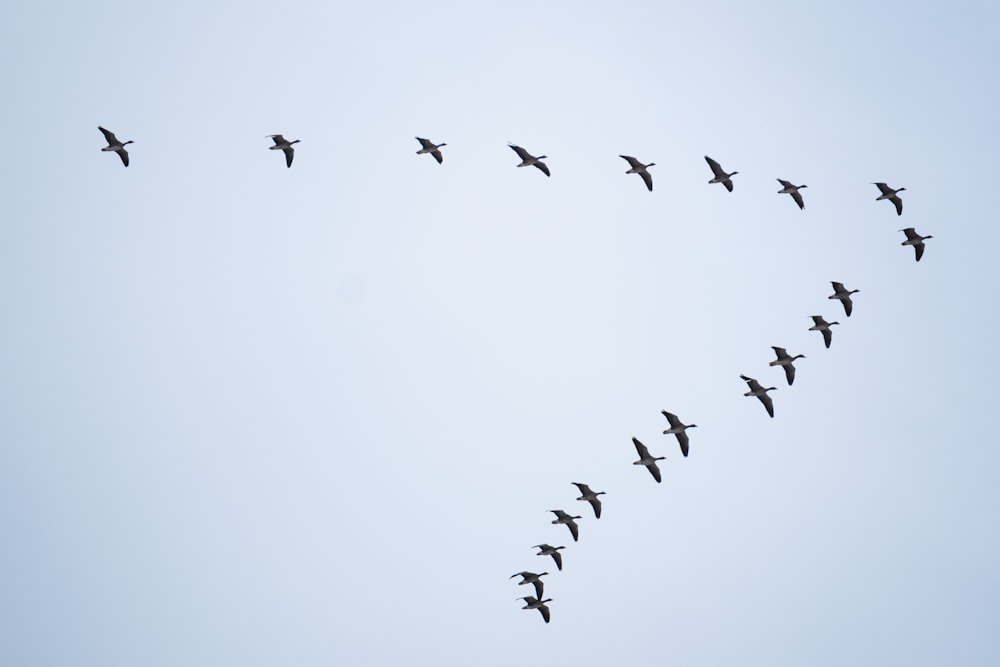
[1,1,999,665]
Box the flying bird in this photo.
[571,482,606,519]
[518,595,553,623]
[705,155,738,192]
[532,544,565,571]
[741,374,776,418]
[769,347,806,386]
[900,228,933,262]
[632,437,665,483]
[620,155,655,191]
[776,179,807,209]
[808,315,840,349]
[509,571,548,599]
[98,126,133,167]
[873,182,905,215]
[415,137,446,164]
[508,143,550,177]
[660,411,697,457]
[828,282,859,317]
[549,510,581,542]
[267,134,300,168]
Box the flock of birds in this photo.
[96,125,932,623]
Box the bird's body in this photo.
[98,126,133,167]
[705,155,738,191]
[508,143,550,176]
[267,134,300,168]
[415,136,446,164]
[571,482,606,519]
[620,155,655,191]
[549,510,581,542]
[900,227,933,261]
[532,544,565,571]
[741,374,776,418]
[776,179,807,209]
[509,571,548,599]
[873,182,905,215]
[632,437,665,483]
[660,411,697,457]
[808,315,840,349]
[829,282,859,317]
[518,596,553,623]
[769,347,805,386]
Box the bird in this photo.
[415,137,446,164]
[776,179,807,209]
[705,156,738,191]
[508,143,550,177]
[549,510,581,542]
[873,182,905,216]
[660,411,697,457]
[532,544,565,571]
[632,437,665,483]
[808,315,840,349]
[509,571,548,599]
[619,155,655,191]
[571,482,606,519]
[267,134,300,168]
[900,228,933,262]
[98,126,133,167]
[741,375,776,418]
[828,282,859,317]
[769,347,806,386]
[518,595,553,623]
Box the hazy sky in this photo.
[2,1,999,665]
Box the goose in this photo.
[900,228,933,262]
[98,126,133,167]
[518,595,553,623]
[267,134,300,168]
[828,282,859,317]
[532,544,565,571]
[741,375,776,418]
[548,509,581,541]
[510,571,548,599]
[705,156,737,192]
[415,136,446,164]
[620,155,655,191]
[660,411,697,457]
[769,347,805,386]
[632,437,665,483]
[808,315,839,349]
[776,179,807,209]
[508,143,550,176]
[571,482,606,519]
[873,182,905,216]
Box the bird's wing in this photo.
[843,297,853,317]
[620,155,641,168]
[640,170,653,192]
[649,461,662,483]
[539,605,551,623]
[269,135,286,145]
[723,179,734,192]
[791,190,804,209]
[567,520,579,542]
[891,196,903,216]
[783,363,795,386]
[811,315,825,326]
[551,551,562,571]
[508,144,530,160]
[760,393,774,418]
[874,182,892,195]
[772,346,788,359]
[677,431,689,458]
[914,242,925,262]
[589,497,602,519]
[98,126,118,144]
[550,510,566,520]
[901,227,918,241]
[535,162,550,177]
[831,281,845,292]
[283,146,294,167]
[632,437,649,457]
[118,148,129,167]
[777,178,792,187]
[510,572,525,580]
[661,411,681,428]
[416,137,433,149]
[744,376,762,391]
[822,328,832,348]
[431,149,443,164]
[532,580,544,599]
[705,155,724,177]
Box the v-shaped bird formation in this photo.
[93,125,932,624]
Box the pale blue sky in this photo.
[2,1,999,665]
